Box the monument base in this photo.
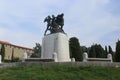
[41,33,71,62]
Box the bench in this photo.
[83,52,112,62]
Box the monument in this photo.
[41,13,71,62]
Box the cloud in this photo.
[0,0,120,50]
[0,27,8,37]
[63,0,120,48]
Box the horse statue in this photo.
[55,13,64,30]
[44,13,64,35]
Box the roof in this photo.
[0,40,33,50]
[0,41,12,45]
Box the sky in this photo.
[0,0,120,50]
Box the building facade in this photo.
[0,40,33,60]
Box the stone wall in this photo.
[0,44,33,60]
[0,62,120,68]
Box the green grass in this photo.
[0,65,120,80]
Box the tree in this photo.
[88,45,96,58]
[108,46,113,54]
[0,44,5,61]
[69,37,83,61]
[108,45,115,61]
[31,43,41,58]
[88,44,106,58]
[95,44,106,58]
[81,46,87,53]
[115,40,120,62]
[105,46,108,55]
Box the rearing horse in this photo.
[55,13,64,30]
[44,13,65,35]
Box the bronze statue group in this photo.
[44,13,65,35]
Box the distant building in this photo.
[0,40,33,60]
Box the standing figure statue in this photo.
[44,13,65,35]
[50,15,58,33]
[44,15,52,35]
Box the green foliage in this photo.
[69,37,83,61]
[0,66,120,80]
[95,44,106,58]
[88,45,96,58]
[105,46,108,55]
[0,44,5,61]
[3,60,11,62]
[88,44,106,58]
[4,58,21,62]
[108,45,115,61]
[12,57,21,62]
[31,43,41,58]
[81,46,88,53]
[115,40,120,62]
[108,45,113,54]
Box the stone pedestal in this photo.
[107,54,113,62]
[22,52,28,62]
[41,33,71,62]
[83,52,88,62]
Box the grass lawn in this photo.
[0,65,120,80]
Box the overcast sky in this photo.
[0,0,120,50]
